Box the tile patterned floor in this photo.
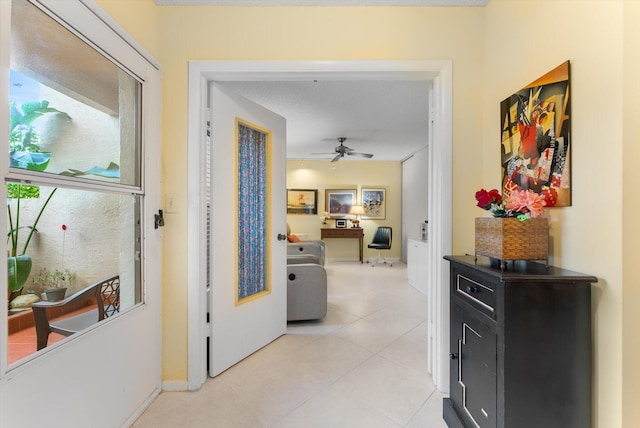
[8,311,83,364]
[133,262,447,428]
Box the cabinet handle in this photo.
[449,353,458,360]
[466,285,478,294]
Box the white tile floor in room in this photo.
[132,261,447,428]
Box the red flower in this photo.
[475,188,503,210]
[61,224,67,231]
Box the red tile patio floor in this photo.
[8,305,95,365]
[8,325,66,365]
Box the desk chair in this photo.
[367,226,392,267]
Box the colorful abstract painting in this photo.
[501,61,571,207]
[361,188,386,220]
[236,121,270,303]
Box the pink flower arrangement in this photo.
[505,189,546,218]
[476,188,546,219]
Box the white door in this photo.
[208,82,287,377]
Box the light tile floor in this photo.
[132,262,447,428]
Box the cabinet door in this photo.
[451,303,497,428]
[416,244,428,295]
[449,304,464,412]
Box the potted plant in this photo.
[32,267,76,302]
[474,188,549,265]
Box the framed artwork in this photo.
[325,189,356,218]
[361,188,386,219]
[287,189,318,214]
[500,61,571,207]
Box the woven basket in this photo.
[475,217,549,263]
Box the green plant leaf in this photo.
[10,151,51,171]
[9,104,24,132]
[60,162,120,178]
[7,183,40,199]
[18,101,69,126]
[85,162,120,178]
[7,255,32,293]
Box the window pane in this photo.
[7,184,142,364]
[9,0,141,187]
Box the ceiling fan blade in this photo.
[347,152,374,158]
[331,153,343,162]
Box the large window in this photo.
[5,0,144,365]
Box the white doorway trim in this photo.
[186,60,452,392]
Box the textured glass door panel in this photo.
[9,0,141,187]
[236,121,270,303]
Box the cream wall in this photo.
[287,160,402,261]
[483,1,638,427]
[94,0,640,426]
[95,0,160,60]
[621,1,640,426]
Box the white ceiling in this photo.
[220,80,431,161]
[154,0,488,6]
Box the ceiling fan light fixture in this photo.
[329,137,374,162]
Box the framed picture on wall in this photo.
[325,189,356,218]
[361,187,386,219]
[287,189,318,214]
[500,60,571,207]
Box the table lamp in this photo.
[349,205,365,228]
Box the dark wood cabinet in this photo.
[443,255,596,428]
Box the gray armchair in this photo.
[286,223,326,266]
[286,263,327,321]
[287,241,326,266]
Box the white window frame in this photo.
[0,2,161,425]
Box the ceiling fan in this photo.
[314,137,374,162]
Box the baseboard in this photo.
[327,258,403,264]
[364,257,401,264]
[120,387,161,428]
[442,398,465,428]
[162,380,189,391]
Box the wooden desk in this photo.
[321,228,364,263]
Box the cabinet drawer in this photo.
[455,274,495,314]
[321,229,362,238]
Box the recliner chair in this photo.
[286,223,326,265]
[287,242,325,266]
[286,262,327,321]
[367,226,392,267]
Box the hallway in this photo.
[133,262,446,427]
